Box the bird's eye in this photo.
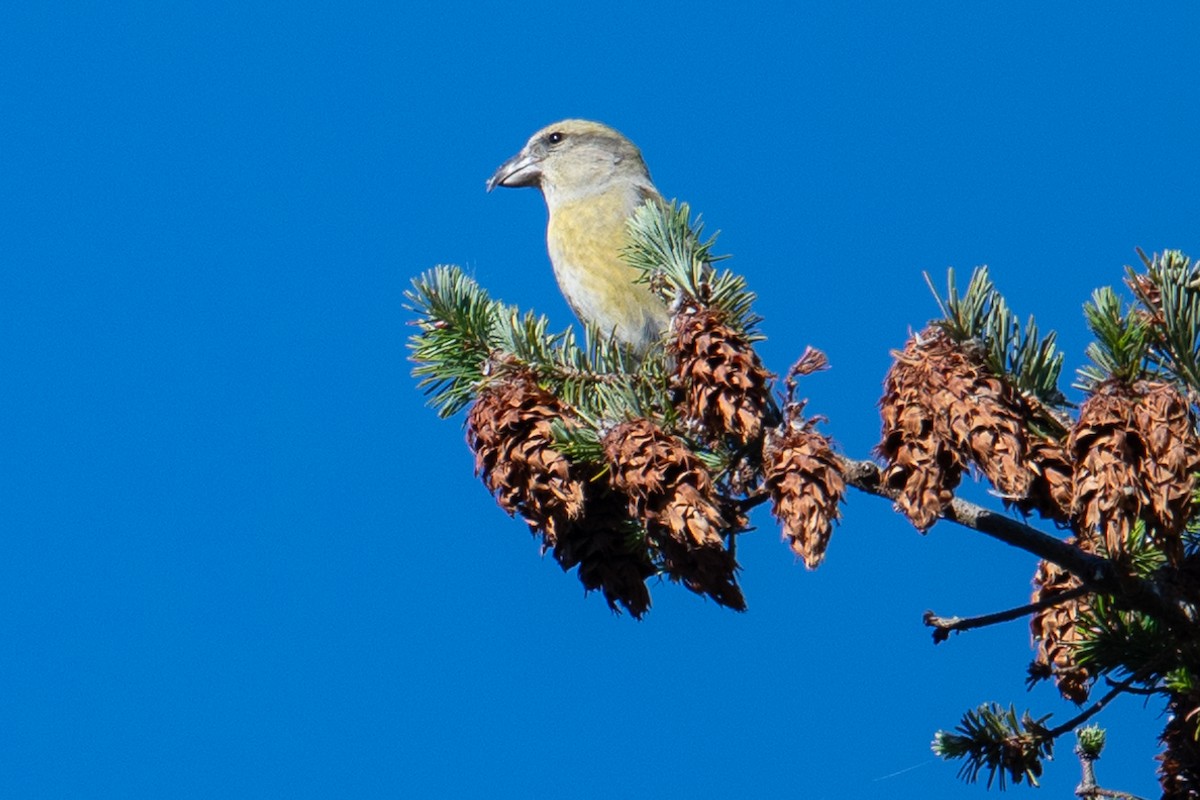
[547,132,564,145]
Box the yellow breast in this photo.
[546,190,669,351]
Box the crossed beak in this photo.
[486,148,542,192]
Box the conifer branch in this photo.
[836,456,1099,577]
[931,703,1053,788]
[1070,594,1184,681]
[415,215,1200,792]
[406,266,506,417]
[1128,249,1200,393]
[834,455,1196,630]
[933,679,1148,791]
[408,266,675,426]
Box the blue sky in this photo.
[3,2,1199,797]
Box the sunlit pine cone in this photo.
[669,308,772,445]
[1068,383,1150,562]
[602,418,745,610]
[762,421,845,569]
[935,343,1034,501]
[466,375,584,548]
[878,328,970,531]
[880,327,1043,530]
[1131,380,1200,565]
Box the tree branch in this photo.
[924,584,1093,643]
[833,455,1197,631]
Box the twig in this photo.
[1045,670,1149,740]
[1083,784,1149,800]
[924,584,1093,643]
[1103,675,1160,696]
[737,489,771,512]
[542,361,647,387]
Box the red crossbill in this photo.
[487,120,670,353]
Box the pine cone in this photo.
[1018,437,1074,523]
[468,377,659,617]
[603,419,745,610]
[879,328,1041,531]
[1133,380,1200,565]
[878,329,971,531]
[551,481,655,618]
[670,308,772,445]
[1070,380,1199,564]
[1070,384,1146,560]
[1159,689,1200,800]
[943,361,1034,502]
[466,375,584,547]
[1029,555,1092,704]
[763,422,845,569]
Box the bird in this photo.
[486,120,670,353]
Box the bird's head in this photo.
[486,120,652,205]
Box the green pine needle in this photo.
[407,264,674,425]
[406,266,506,418]
[1072,594,1172,681]
[1128,249,1200,391]
[932,703,1053,789]
[929,266,1066,406]
[624,200,763,339]
[1077,286,1152,390]
[1164,668,1196,695]
[549,420,606,467]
